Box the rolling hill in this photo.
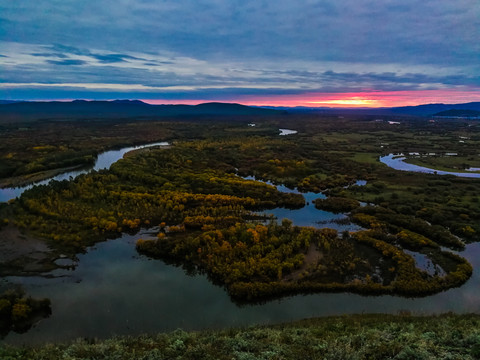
[0,100,284,123]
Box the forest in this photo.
[1,114,479,304]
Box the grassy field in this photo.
[1,313,480,359]
[405,155,480,173]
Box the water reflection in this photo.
[4,232,480,345]
[244,176,364,232]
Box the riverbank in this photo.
[379,153,480,178]
[1,313,479,359]
[0,141,170,203]
[405,157,480,174]
[0,165,86,189]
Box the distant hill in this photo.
[432,109,480,118]
[388,102,480,116]
[0,100,283,122]
[2,99,480,122]
[262,102,480,117]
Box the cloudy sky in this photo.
[1,0,479,107]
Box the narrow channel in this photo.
[0,142,169,203]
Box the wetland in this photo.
[1,114,480,344]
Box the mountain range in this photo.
[262,102,480,117]
[1,100,480,122]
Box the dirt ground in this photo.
[283,243,323,281]
[0,225,57,275]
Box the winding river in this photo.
[380,154,480,178]
[0,142,169,203]
[3,137,480,345]
[5,230,480,345]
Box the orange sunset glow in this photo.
[143,89,480,108]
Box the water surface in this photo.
[279,129,298,136]
[380,154,480,178]
[5,231,480,345]
[0,142,169,202]
[244,176,363,232]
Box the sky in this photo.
[1,0,479,107]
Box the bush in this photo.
[314,197,360,213]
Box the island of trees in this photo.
[1,114,479,305]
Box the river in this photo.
[3,137,480,344]
[0,141,169,203]
[380,154,480,178]
[279,129,298,136]
[5,230,480,345]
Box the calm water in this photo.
[0,142,169,203]
[279,128,298,136]
[3,137,480,344]
[244,176,364,232]
[380,154,480,178]
[5,230,480,345]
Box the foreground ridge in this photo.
[2,313,480,359]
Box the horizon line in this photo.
[2,98,480,109]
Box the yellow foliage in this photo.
[12,301,32,322]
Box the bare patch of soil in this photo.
[283,243,323,281]
[0,225,57,275]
